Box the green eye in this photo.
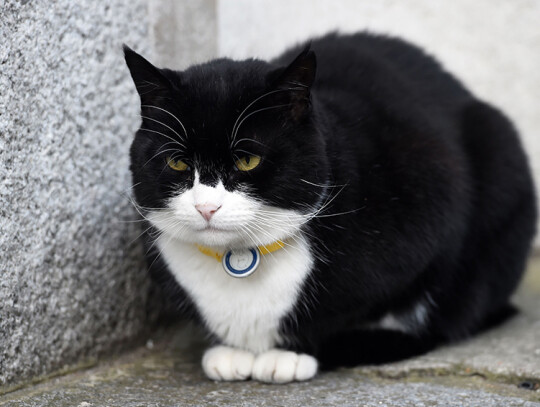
[167,157,189,171]
[235,155,261,171]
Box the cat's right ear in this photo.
[123,45,172,105]
[267,45,317,121]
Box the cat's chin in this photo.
[161,225,294,250]
[161,227,250,249]
[193,227,244,248]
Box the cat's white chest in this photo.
[157,234,313,353]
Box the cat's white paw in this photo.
[202,345,255,381]
[252,349,318,383]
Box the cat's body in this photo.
[125,33,537,383]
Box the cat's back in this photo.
[275,32,536,344]
[273,32,471,111]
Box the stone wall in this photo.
[148,0,217,70]
[0,0,154,387]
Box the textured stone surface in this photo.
[148,0,217,70]
[0,0,155,387]
[1,258,539,406]
[1,363,538,407]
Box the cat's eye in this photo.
[235,155,261,171]
[167,157,189,171]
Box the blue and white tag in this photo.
[222,248,260,278]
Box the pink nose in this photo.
[195,203,220,221]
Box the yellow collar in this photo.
[196,240,285,262]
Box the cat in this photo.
[123,32,537,384]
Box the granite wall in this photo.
[0,0,155,388]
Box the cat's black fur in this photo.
[125,32,537,368]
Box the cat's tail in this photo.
[316,329,438,370]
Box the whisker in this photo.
[299,179,348,189]
[230,87,303,146]
[141,105,188,139]
[233,148,259,156]
[247,220,296,251]
[138,128,186,149]
[142,147,183,169]
[141,115,186,143]
[232,138,270,150]
[231,104,289,144]
[312,206,366,218]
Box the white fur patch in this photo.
[157,232,312,353]
[252,349,318,383]
[202,345,254,381]
[201,346,318,383]
[371,299,431,334]
[149,171,309,249]
[150,172,314,353]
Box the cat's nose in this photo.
[195,203,221,221]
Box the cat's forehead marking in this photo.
[191,170,226,204]
[194,165,222,188]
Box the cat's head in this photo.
[124,45,329,249]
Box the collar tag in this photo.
[222,248,260,278]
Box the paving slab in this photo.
[1,323,538,407]
[1,256,539,406]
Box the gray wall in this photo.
[148,0,217,69]
[0,0,155,388]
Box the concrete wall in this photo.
[148,0,217,70]
[217,0,540,245]
[0,0,155,388]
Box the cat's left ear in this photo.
[123,44,172,105]
[270,45,317,120]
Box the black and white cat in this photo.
[124,33,537,384]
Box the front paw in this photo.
[252,349,318,384]
[202,345,255,381]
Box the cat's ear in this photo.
[275,44,317,89]
[123,45,172,105]
[270,45,317,120]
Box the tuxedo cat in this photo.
[124,32,536,383]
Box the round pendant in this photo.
[222,248,260,278]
